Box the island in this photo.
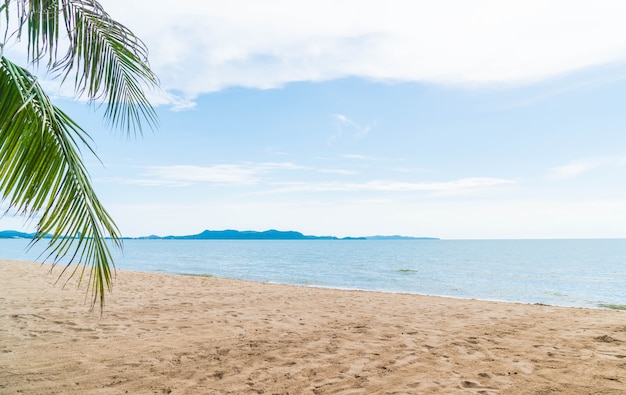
[0,229,439,241]
[136,229,360,240]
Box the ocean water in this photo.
[1,238,625,310]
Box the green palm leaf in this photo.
[0,55,121,309]
[19,0,159,133]
[1,1,159,310]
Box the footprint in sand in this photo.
[461,380,480,388]
[460,379,498,392]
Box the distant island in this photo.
[0,230,46,239]
[136,229,355,240]
[0,229,439,241]
[134,230,439,240]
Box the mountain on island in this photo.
[133,229,439,241]
[136,229,358,240]
[0,228,439,241]
[0,230,38,239]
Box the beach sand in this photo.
[1,259,625,394]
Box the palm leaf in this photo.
[0,55,121,310]
[0,1,159,310]
[11,0,159,134]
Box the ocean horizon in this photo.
[2,238,625,310]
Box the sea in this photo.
[1,238,625,310]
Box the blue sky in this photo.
[4,1,626,238]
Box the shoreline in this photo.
[3,238,625,310]
[115,268,626,312]
[206,277,620,312]
[2,259,626,394]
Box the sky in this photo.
[4,0,626,239]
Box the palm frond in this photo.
[0,55,121,310]
[9,0,159,134]
[58,0,158,134]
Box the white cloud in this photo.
[548,159,603,180]
[316,168,357,176]
[114,162,357,186]
[258,177,515,194]
[342,154,374,160]
[39,67,196,111]
[9,1,626,108]
[340,153,407,163]
[144,164,262,185]
[547,156,626,180]
[106,161,513,197]
[328,114,375,149]
[358,177,515,192]
[333,114,372,140]
[96,0,626,107]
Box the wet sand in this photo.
[1,259,625,394]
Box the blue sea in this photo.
[1,238,625,310]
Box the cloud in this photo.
[140,163,295,186]
[548,159,603,180]
[340,153,409,163]
[547,156,626,180]
[342,154,376,160]
[105,162,512,197]
[87,0,626,108]
[113,162,356,186]
[258,177,515,194]
[8,1,626,108]
[328,114,373,148]
[334,114,372,139]
[112,165,260,186]
[316,168,358,176]
[38,79,196,112]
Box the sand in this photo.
[1,259,625,394]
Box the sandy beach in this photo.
[1,259,625,394]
